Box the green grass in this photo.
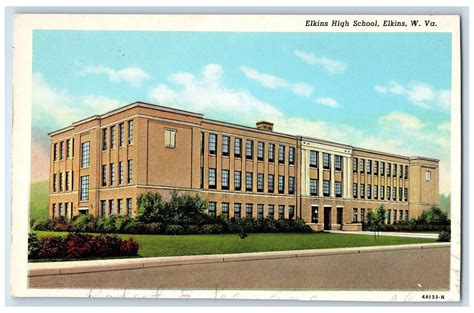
[33,231,437,259]
[29,180,49,221]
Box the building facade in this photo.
[48,102,439,231]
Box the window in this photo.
[246,203,253,218]
[101,200,107,216]
[399,187,403,201]
[81,142,90,168]
[387,209,392,224]
[118,161,124,185]
[405,210,409,221]
[367,185,371,199]
[268,205,275,219]
[234,203,241,219]
[399,210,403,221]
[367,160,372,174]
[353,208,358,223]
[222,202,230,219]
[399,164,403,178]
[257,141,264,161]
[360,159,365,173]
[278,175,285,194]
[208,202,216,217]
[234,138,242,157]
[278,145,285,163]
[381,161,385,176]
[59,173,63,192]
[268,174,275,193]
[119,123,124,147]
[102,128,108,151]
[289,206,295,220]
[310,151,318,167]
[387,163,391,176]
[53,143,58,161]
[246,139,253,159]
[222,136,230,156]
[323,153,330,169]
[80,176,89,201]
[392,187,396,201]
[222,170,229,190]
[110,163,115,185]
[387,187,391,200]
[335,155,342,171]
[128,120,134,145]
[127,198,132,216]
[127,160,133,183]
[310,179,318,196]
[374,161,379,175]
[165,129,176,148]
[110,126,116,149]
[257,173,264,192]
[289,147,295,165]
[209,133,217,154]
[393,209,397,223]
[289,176,295,194]
[268,144,275,162]
[200,167,204,188]
[361,209,366,223]
[425,171,432,181]
[360,184,365,198]
[257,204,264,220]
[374,185,378,199]
[381,186,385,199]
[353,183,357,198]
[118,199,123,215]
[246,172,253,191]
[335,181,342,197]
[234,171,241,190]
[200,132,204,154]
[52,204,56,218]
[353,158,357,172]
[66,171,71,191]
[208,168,216,189]
[404,188,408,201]
[393,163,397,177]
[59,203,63,217]
[59,141,64,160]
[323,180,330,197]
[53,174,57,192]
[66,139,71,159]
[278,205,285,219]
[404,165,409,179]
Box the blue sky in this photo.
[31,30,452,193]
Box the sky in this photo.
[31,30,452,194]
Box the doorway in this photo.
[324,207,332,230]
[337,207,343,225]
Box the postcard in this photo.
[10,13,461,302]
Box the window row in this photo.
[52,171,74,193]
[100,198,133,216]
[102,120,134,151]
[386,209,410,224]
[101,160,134,187]
[203,133,295,165]
[352,158,409,179]
[51,202,74,219]
[309,151,343,171]
[309,179,343,197]
[352,183,408,202]
[53,138,74,161]
[207,202,295,220]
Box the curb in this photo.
[28,242,450,277]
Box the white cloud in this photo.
[294,50,348,74]
[374,81,450,110]
[79,65,150,87]
[438,122,451,133]
[239,66,313,97]
[315,97,340,108]
[378,112,425,130]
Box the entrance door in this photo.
[311,206,319,223]
[337,207,343,225]
[324,207,331,230]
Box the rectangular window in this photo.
[127,159,133,183]
[70,138,74,158]
[278,205,285,219]
[52,204,56,218]
[367,160,372,174]
[399,164,403,178]
[353,208,358,223]
[323,153,330,169]
[278,175,285,194]
[353,183,357,198]
[208,202,216,217]
[100,200,106,216]
[234,171,241,190]
[126,198,132,216]
[310,179,318,196]
[353,158,357,172]
[360,184,365,198]
[257,173,264,192]
[288,176,295,194]
[118,161,124,185]
[234,203,241,219]
[65,171,70,191]
[66,139,70,159]
[246,172,253,191]
[360,159,365,173]
[399,210,403,221]
[222,136,230,156]
[118,199,123,215]
[222,169,229,190]
[257,204,264,220]
[381,186,385,199]
[246,203,253,218]
[110,126,116,149]
[110,163,115,185]
[387,187,391,200]
[404,188,408,201]
[102,128,108,151]
[268,174,275,193]
[387,209,392,224]
[381,161,385,176]
[257,141,264,161]
[200,167,204,188]
[119,123,124,147]
[405,165,409,179]
[310,151,318,167]
[399,187,403,201]
[53,143,58,161]
[59,141,64,160]
[289,147,295,165]
[335,181,342,197]
[425,171,432,181]
[393,163,397,177]
[246,139,254,159]
[393,209,397,223]
[268,205,275,219]
[108,200,114,215]
[392,187,396,201]
[367,185,372,200]
[221,202,230,219]
[387,163,391,176]
[374,161,379,175]
[59,203,63,217]
[323,180,330,197]
[405,210,409,221]
[278,145,285,163]
[268,143,275,162]
[209,133,217,154]
[334,155,342,171]
[289,206,295,220]
[200,132,205,154]
[59,173,63,192]
[128,120,134,145]
[81,141,90,168]
[234,138,242,157]
[71,171,74,190]
[165,129,176,148]
[374,185,378,199]
[208,168,216,189]
[361,208,366,223]
[80,176,89,201]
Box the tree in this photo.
[418,207,449,226]
[136,192,165,223]
[166,191,208,226]
[366,206,386,238]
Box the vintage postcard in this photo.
[10,14,461,302]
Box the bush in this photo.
[97,215,119,233]
[419,207,449,226]
[144,222,162,234]
[32,218,55,231]
[30,236,66,259]
[165,224,185,235]
[28,233,40,258]
[438,230,451,242]
[71,214,98,233]
[201,224,223,234]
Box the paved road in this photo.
[326,230,439,239]
[29,245,450,290]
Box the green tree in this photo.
[418,207,449,226]
[136,192,165,223]
[165,191,208,225]
[366,206,386,238]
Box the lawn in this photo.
[33,231,437,259]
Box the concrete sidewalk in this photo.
[28,242,448,277]
[326,230,439,239]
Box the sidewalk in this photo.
[326,230,439,239]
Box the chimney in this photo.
[256,121,274,132]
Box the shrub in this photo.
[71,214,98,233]
[201,224,223,234]
[419,207,449,226]
[34,236,66,259]
[32,218,55,231]
[28,233,40,259]
[136,192,165,224]
[120,238,140,255]
[97,215,118,233]
[121,219,146,234]
[165,224,185,235]
[144,222,162,234]
[438,230,451,242]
